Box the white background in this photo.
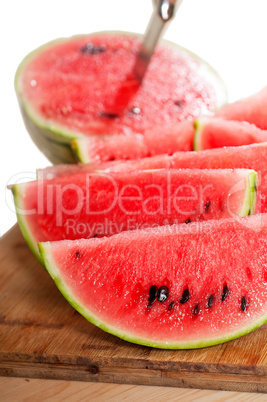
[1,0,267,236]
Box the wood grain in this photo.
[1,378,267,401]
[1,225,267,392]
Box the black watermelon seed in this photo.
[131,107,141,114]
[98,45,106,53]
[207,294,214,308]
[75,250,81,259]
[80,43,106,54]
[205,201,211,212]
[157,286,169,303]
[174,100,185,108]
[148,285,158,309]
[241,296,247,312]
[185,219,191,224]
[109,158,115,161]
[193,304,199,316]
[222,285,229,302]
[93,234,98,238]
[100,112,119,119]
[180,288,190,304]
[168,301,174,311]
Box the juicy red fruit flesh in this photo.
[20,168,253,244]
[21,34,218,136]
[44,215,267,345]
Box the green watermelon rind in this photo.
[15,31,228,164]
[19,104,77,164]
[193,118,206,151]
[38,241,267,349]
[70,138,91,164]
[239,170,258,217]
[11,184,42,262]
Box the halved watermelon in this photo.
[15,32,227,164]
[217,86,267,129]
[12,169,257,261]
[38,142,267,213]
[194,118,267,151]
[38,214,267,349]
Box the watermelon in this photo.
[15,32,227,164]
[72,116,267,163]
[194,118,267,151]
[37,162,101,180]
[217,86,267,129]
[38,142,267,213]
[12,169,257,261]
[38,214,267,349]
[71,120,194,163]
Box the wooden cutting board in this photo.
[1,225,267,393]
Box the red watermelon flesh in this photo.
[72,120,194,163]
[39,214,267,349]
[194,117,267,151]
[17,33,222,138]
[72,116,267,163]
[12,169,256,260]
[217,86,267,130]
[38,142,267,213]
[37,157,173,180]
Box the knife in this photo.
[134,0,184,83]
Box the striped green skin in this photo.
[193,119,205,152]
[11,184,41,261]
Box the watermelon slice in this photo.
[12,169,257,261]
[71,120,194,163]
[38,214,267,349]
[15,32,227,164]
[38,142,267,213]
[194,118,267,151]
[217,86,267,130]
[72,116,267,163]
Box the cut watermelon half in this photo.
[15,32,227,164]
[217,86,267,130]
[38,214,267,349]
[194,117,267,151]
[12,169,257,261]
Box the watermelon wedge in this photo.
[12,169,257,261]
[71,120,194,163]
[194,118,267,151]
[217,86,267,130]
[15,32,227,164]
[38,142,267,179]
[38,214,267,349]
[38,142,267,213]
[72,116,267,163]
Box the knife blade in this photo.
[134,0,183,82]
